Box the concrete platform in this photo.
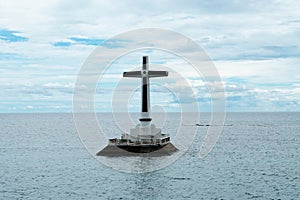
[96,143,178,157]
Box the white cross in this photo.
[123,56,168,124]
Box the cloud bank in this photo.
[0,0,299,112]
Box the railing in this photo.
[109,137,170,145]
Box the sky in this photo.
[0,0,299,113]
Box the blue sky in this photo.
[0,0,299,112]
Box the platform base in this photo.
[96,143,178,157]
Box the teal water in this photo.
[0,113,299,199]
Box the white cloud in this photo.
[215,58,300,84]
[24,105,33,109]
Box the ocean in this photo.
[0,113,299,199]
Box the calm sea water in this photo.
[0,113,299,199]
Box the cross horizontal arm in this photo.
[123,71,141,78]
[148,70,168,78]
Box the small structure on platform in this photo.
[97,56,178,156]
